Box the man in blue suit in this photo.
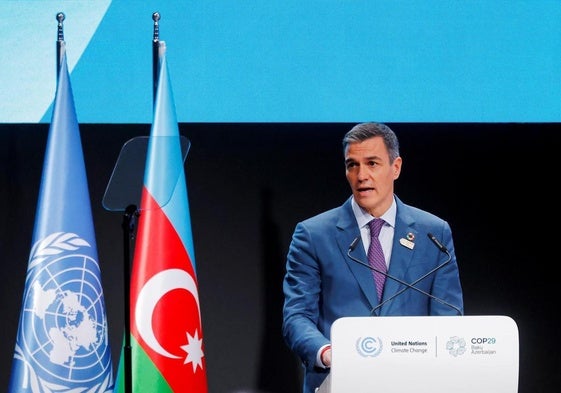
[282,122,464,393]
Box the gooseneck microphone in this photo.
[347,233,462,315]
[427,232,447,253]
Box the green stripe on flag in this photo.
[114,335,173,393]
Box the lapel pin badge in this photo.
[400,232,415,249]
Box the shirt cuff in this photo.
[316,344,332,368]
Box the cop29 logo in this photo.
[446,336,466,357]
[471,337,497,344]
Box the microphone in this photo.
[347,233,462,315]
[427,232,447,253]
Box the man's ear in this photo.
[393,156,402,179]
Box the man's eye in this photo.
[367,161,377,167]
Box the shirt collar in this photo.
[351,196,397,229]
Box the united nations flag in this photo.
[8,44,114,393]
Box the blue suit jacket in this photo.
[282,196,464,393]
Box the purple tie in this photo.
[368,218,386,302]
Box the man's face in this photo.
[345,136,402,217]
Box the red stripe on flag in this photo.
[130,188,207,392]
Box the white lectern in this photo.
[317,315,518,393]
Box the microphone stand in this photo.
[347,234,461,315]
[369,250,457,315]
[122,204,138,393]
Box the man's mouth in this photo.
[357,187,374,194]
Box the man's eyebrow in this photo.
[345,155,380,163]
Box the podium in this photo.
[317,315,518,393]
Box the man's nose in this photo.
[357,164,369,180]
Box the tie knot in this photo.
[368,218,385,237]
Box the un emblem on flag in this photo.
[14,232,113,393]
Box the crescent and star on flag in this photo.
[135,268,205,372]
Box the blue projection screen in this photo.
[1,0,560,123]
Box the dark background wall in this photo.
[1,123,559,393]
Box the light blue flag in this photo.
[8,47,114,393]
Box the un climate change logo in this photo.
[356,336,383,357]
[15,232,113,393]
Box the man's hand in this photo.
[321,346,332,368]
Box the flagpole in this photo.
[122,204,136,393]
[120,13,162,393]
[56,12,65,80]
[152,12,161,104]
